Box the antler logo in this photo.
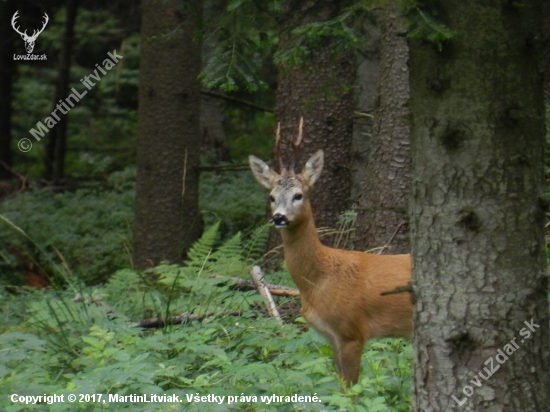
[11,11,49,54]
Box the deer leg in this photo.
[333,339,364,385]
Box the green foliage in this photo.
[274,12,363,68]
[0,160,267,286]
[199,0,459,93]
[13,8,139,177]
[199,0,278,92]
[0,168,136,285]
[223,108,275,162]
[200,36,271,93]
[0,224,412,412]
[403,3,456,50]
[200,170,268,236]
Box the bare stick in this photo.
[380,283,412,296]
[209,274,300,296]
[249,266,282,322]
[376,221,407,255]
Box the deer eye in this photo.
[269,195,275,203]
[292,193,303,202]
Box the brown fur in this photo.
[249,151,412,385]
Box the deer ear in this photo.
[249,155,278,189]
[302,150,324,186]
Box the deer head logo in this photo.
[11,11,49,54]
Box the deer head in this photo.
[12,11,49,54]
[249,118,324,229]
[249,119,412,387]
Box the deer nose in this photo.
[272,213,289,228]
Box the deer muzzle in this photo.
[272,213,289,228]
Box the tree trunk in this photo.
[200,94,229,163]
[43,0,78,182]
[0,0,16,178]
[409,1,550,410]
[543,0,550,101]
[354,2,410,254]
[351,16,380,216]
[133,0,203,270]
[200,0,230,164]
[267,0,355,255]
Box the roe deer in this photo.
[248,121,413,385]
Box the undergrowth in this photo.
[0,221,412,412]
[0,167,268,286]
[200,170,267,236]
[0,167,136,285]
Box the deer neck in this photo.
[279,203,325,293]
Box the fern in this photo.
[243,223,271,263]
[185,221,220,272]
[157,222,270,294]
[209,231,248,277]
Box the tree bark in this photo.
[0,0,16,178]
[409,1,550,410]
[354,2,410,254]
[133,0,203,269]
[351,16,380,217]
[267,0,355,254]
[200,0,230,163]
[200,94,230,163]
[43,0,78,182]
[543,0,550,101]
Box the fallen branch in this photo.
[380,283,413,296]
[249,266,281,322]
[0,161,30,191]
[138,310,243,328]
[209,274,300,297]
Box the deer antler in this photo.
[289,117,303,175]
[29,13,49,40]
[273,122,287,175]
[11,11,26,38]
[273,117,305,176]
[11,11,49,40]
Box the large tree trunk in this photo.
[43,0,78,182]
[409,1,550,410]
[0,0,16,178]
[354,3,410,254]
[199,0,229,164]
[133,0,203,270]
[267,0,355,255]
[351,17,380,217]
[543,0,550,101]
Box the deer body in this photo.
[249,148,412,384]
